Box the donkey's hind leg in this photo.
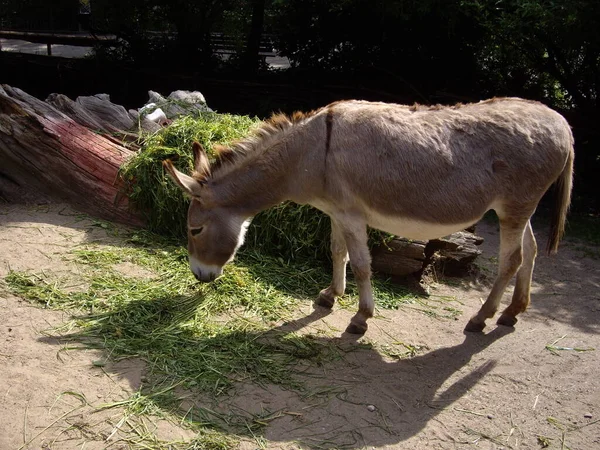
[497,220,537,327]
[316,219,349,308]
[465,217,528,332]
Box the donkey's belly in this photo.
[366,209,480,241]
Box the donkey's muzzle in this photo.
[192,269,216,283]
[189,257,222,283]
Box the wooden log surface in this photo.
[371,230,484,278]
[371,238,427,277]
[0,84,142,226]
[427,231,484,276]
[46,93,163,137]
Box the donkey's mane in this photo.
[407,96,538,113]
[209,109,319,176]
[408,101,467,112]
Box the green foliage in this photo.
[90,0,229,67]
[271,0,483,88]
[461,0,600,111]
[0,0,79,30]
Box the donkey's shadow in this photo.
[217,307,510,448]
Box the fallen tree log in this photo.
[370,229,484,278]
[46,92,163,136]
[0,84,142,226]
[427,231,484,277]
[371,238,427,277]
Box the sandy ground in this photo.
[0,202,599,449]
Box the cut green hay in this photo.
[4,228,421,379]
[377,341,425,360]
[4,272,70,309]
[46,390,239,450]
[544,335,595,355]
[120,112,261,238]
[537,435,552,448]
[249,203,333,262]
[545,415,600,450]
[464,427,508,448]
[112,425,237,450]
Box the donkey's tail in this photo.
[547,143,574,255]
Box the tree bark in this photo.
[371,238,427,277]
[371,230,484,278]
[426,231,484,277]
[0,84,142,226]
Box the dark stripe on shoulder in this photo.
[325,106,334,153]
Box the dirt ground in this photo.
[0,202,598,450]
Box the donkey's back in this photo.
[317,98,573,240]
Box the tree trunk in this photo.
[0,84,142,226]
[371,238,427,277]
[244,0,267,72]
[371,230,484,278]
[426,231,484,276]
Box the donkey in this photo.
[164,98,574,334]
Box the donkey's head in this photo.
[163,142,250,282]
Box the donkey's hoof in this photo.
[497,313,518,327]
[316,290,335,309]
[345,322,368,335]
[464,319,486,333]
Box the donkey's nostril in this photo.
[193,270,202,281]
[209,273,216,281]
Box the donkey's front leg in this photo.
[339,220,374,334]
[316,219,349,308]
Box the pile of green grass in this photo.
[120,112,261,239]
[121,111,392,262]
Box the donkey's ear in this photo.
[192,141,211,180]
[163,160,204,198]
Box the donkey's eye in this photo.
[190,227,204,237]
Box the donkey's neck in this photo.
[209,146,303,217]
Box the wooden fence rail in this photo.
[0,30,277,58]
